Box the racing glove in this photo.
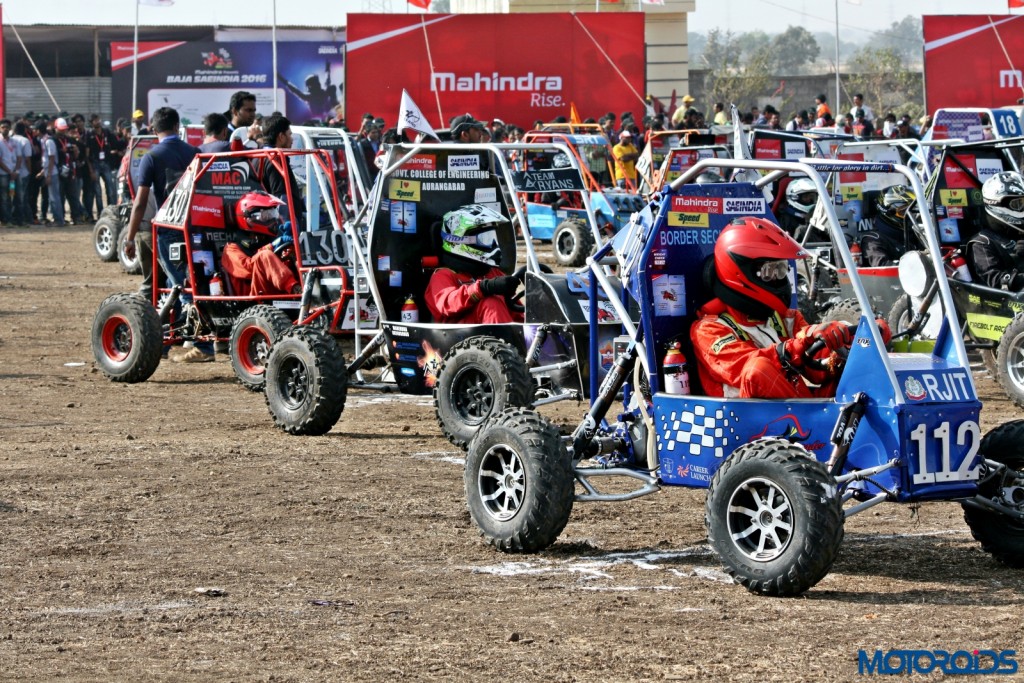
[777,335,817,369]
[804,321,853,351]
[479,275,519,298]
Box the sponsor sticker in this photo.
[722,197,766,214]
[711,334,737,354]
[940,189,968,207]
[448,155,481,172]
[668,212,710,227]
[671,196,722,213]
[388,179,421,202]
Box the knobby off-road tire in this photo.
[706,438,844,596]
[434,336,533,451]
[93,210,122,262]
[995,314,1024,408]
[963,419,1024,568]
[465,408,574,552]
[118,228,142,274]
[553,220,594,268]
[91,293,163,383]
[265,327,347,436]
[886,295,912,337]
[230,305,293,392]
[821,297,863,326]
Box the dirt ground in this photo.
[2,224,1024,682]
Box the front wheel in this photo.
[465,408,574,553]
[93,212,122,262]
[91,293,163,383]
[963,420,1024,567]
[552,220,594,268]
[706,438,844,596]
[434,336,533,450]
[265,327,347,435]
[995,314,1024,408]
[229,305,293,392]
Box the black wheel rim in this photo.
[556,230,576,259]
[276,354,310,409]
[451,366,494,425]
[726,476,794,561]
[477,443,525,521]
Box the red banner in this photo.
[923,15,1024,111]
[345,13,645,131]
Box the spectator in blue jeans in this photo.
[85,114,117,212]
[0,119,18,224]
[35,120,64,227]
[10,122,32,225]
[122,107,211,362]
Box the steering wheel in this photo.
[801,323,856,373]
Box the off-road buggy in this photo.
[91,147,358,430]
[92,134,157,274]
[518,126,646,267]
[463,156,1024,596]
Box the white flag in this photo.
[139,0,174,6]
[640,0,665,5]
[397,89,439,141]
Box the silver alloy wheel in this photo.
[726,476,794,561]
[477,443,526,522]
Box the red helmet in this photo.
[713,216,806,318]
[235,191,284,237]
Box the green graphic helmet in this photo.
[439,204,509,270]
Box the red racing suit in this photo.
[690,298,834,399]
[221,242,299,296]
[424,267,523,324]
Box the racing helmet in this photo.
[785,177,817,215]
[439,204,510,275]
[875,184,916,233]
[713,216,806,319]
[983,171,1024,236]
[235,191,285,238]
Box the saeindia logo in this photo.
[857,649,1017,675]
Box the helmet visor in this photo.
[446,227,498,251]
[757,259,791,282]
[251,207,279,225]
[1006,197,1024,212]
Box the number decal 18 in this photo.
[910,420,980,485]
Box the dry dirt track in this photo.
[2,224,1024,682]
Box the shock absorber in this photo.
[571,340,637,460]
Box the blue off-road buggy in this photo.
[464,157,1024,596]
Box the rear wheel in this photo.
[887,296,911,336]
[434,336,533,450]
[996,314,1024,408]
[118,228,141,274]
[265,327,347,435]
[91,293,163,383]
[706,438,844,596]
[821,297,863,325]
[963,420,1024,567]
[552,220,594,268]
[229,305,293,392]
[93,212,122,262]
[465,408,574,552]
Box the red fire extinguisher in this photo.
[950,252,972,281]
[401,295,419,323]
[208,271,223,296]
[662,341,690,395]
[850,242,862,267]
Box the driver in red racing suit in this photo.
[221,191,300,296]
[691,217,883,398]
[425,204,523,324]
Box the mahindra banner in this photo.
[923,15,1024,111]
[111,41,344,126]
[345,13,644,129]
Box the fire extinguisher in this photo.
[850,241,862,267]
[662,341,690,396]
[950,252,972,281]
[400,295,419,323]
[208,271,223,296]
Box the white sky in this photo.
[1,0,1018,35]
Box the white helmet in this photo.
[983,171,1024,236]
[785,177,817,216]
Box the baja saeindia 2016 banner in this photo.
[345,13,645,130]
[923,15,1024,111]
[111,41,345,125]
